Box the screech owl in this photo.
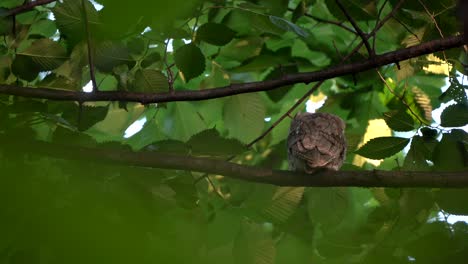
[287,112,346,173]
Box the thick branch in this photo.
[0,35,463,103]
[7,0,56,16]
[2,137,467,187]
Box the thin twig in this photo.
[376,70,426,125]
[287,8,356,34]
[163,39,175,93]
[392,16,421,41]
[81,0,97,92]
[335,0,374,57]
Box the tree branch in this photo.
[0,35,463,103]
[2,137,466,187]
[7,0,57,16]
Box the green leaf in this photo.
[433,132,467,171]
[440,103,468,127]
[403,136,434,171]
[53,0,99,45]
[291,1,307,22]
[196,22,236,46]
[269,16,309,37]
[383,110,415,132]
[263,187,304,223]
[95,41,135,72]
[0,0,23,8]
[134,69,168,92]
[141,52,161,68]
[355,137,410,159]
[233,220,275,264]
[28,19,57,38]
[223,93,266,144]
[16,39,67,71]
[174,44,205,82]
[164,102,207,142]
[187,128,245,157]
[61,104,109,132]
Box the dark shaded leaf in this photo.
[174,44,205,82]
[383,110,415,132]
[355,137,410,159]
[187,128,245,157]
[433,132,467,171]
[440,103,468,127]
[95,41,135,72]
[197,22,236,46]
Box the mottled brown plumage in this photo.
[287,112,346,172]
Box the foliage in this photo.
[0,0,467,263]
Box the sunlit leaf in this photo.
[134,69,168,92]
[223,93,266,144]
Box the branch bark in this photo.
[2,137,467,188]
[0,35,463,104]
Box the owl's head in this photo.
[293,112,346,132]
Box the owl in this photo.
[287,112,346,173]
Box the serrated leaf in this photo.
[187,128,245,157]
[355,137,410,159]
[433,132,467,171]
[134,69,168,92]
[409,86,432,123]
[440,103,468,127]
[233,220,275,264]
[383,110,415,132]
[403,136,432,171]
[61,104,109,132]
[16,39,67,71]
[197,22,236,46]
[223,93,266,144]
[269,16,309,37]
[174,44,205,82]
[164,102,207,142]
[95,41,135,72]
[53,0,98,45]
[263,187,304,223]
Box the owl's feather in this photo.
[287,112,346,172]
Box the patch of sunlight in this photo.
[124,117,147,138]
[141,26,151,34]
[353,119,391,167]
[165,38,191,52]
[89,0,104,11]
[82,80,93,92]
[423,54,451,76]
[306,92,327,113]
[429,211,468,225]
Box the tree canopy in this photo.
[0,0,467,263]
